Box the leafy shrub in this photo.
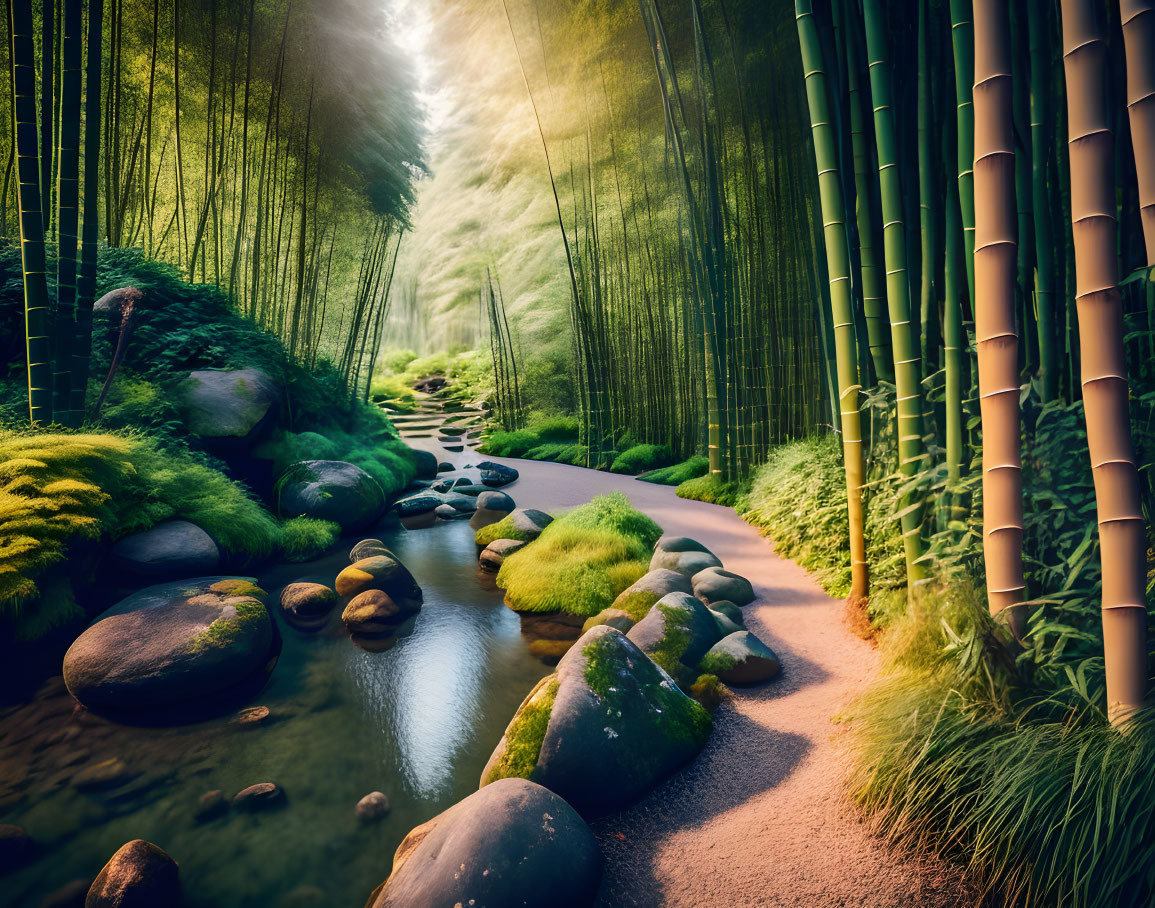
[611,443,674,475]
[675,474,750,509]
[480,429,541,458]
[637,454,709,485]
[278,517,342,562]
[496,493,660,617]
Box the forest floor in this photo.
[400,406,978,908]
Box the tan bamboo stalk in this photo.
[1122,1,1155,262]
[1061,0,1149,725]
[972,0,1025,634]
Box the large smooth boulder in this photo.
[392,491,442,517]
[626,592,721,679]
[277,460,386,531]
[700,631,780,684]
[477,460,519,488]
[366,778,602,908]
[654,535,714,556]
[178,367,279,447]
[63,578,275,716]
[509,508,553,536]
[482,626,712,816]
[341,590,419,636]
[650,547,722,578]
[580,608,634,634]
[469,489,516,530]
[349,539,394,563]
[85,840,180,908]
[479,538,527,573]
[610,568,694,621]
[334,555,422,607]
[410,449,438,480]
[110,520,220,580]
[692,566,755,606]
[279,582,337,630]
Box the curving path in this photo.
[394,401,974,907]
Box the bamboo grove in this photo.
[1,0,422,417]
[793,0,1155,724]
[504,0,830,474]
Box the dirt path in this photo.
[393,407,973,907]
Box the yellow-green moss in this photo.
[612,590,660,622]
[481,675,560,784]
[474,514,535,546]
[699,650,739,676]
[689,674,732,710]
[187,598,267,653]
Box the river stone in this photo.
[434,503,466,520]
[355,791,391,823]
[700,631,780,684]
[479,538,527,572]
[610,568,694,621]
[436,461,454,473]
[469,490,517,530]
[194,790,229,823]
[233,782,285,811]
[627,592,722,679]
[279,583,337,629]
[654,535,714,556]
[393,491,442,517]
[366,778,602,908]
[692,566,755,606]
[110,520,220,580]
[0,823,32,871]
[580,607,635,634]
[350,539,395,562]
[709,600,746,628]
[481,626,712,816]
[85,840,180,908]
[441,494,476,513]
[334,556,422,606]
[649,547,722,578]
[477,460,519,487]
[277,460,386,531]
[38,877,92,908]
[411,449,438,480]
[709,608,744,636]
[342,590,418,636]
[63,577,274,715]
[507,507,553,539]
[178,367,280,446]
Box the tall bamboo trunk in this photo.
[37,0,51,235]
[1061,0,1149,725]
[862,0,927,588]
[70,0,101,419]
[796,0,868,602]
[972,0,1026,634]
[1028,0,1058,403]
[51,0,81,425]
[10,0,52,425]
[950,0,977,307]
[1122,1,1155,263]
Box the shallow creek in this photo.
[0,517,549,908]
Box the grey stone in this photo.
[110,520,220,580]
[277,460,386,531]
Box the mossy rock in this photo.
[63,577,275,718]
[610,568,693,621]
[699,631,780,684]
[366,778,602,908]
[276,460,387,531]
[649,547,722,578]
[410,449,438,480]
[581,608,635,634]
[691,566,755,606]
[481,625,712,816]
[178,367,280,447]
[626,592,722,681]
[474,508,553,546]
[709,608,744,636]
[709,600,745,628]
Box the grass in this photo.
[637,455,709,485]
[278,518,342,562]
[495,492,660,617]
[611,443,674,475]
[675,473,750,508]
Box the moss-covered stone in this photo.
[626,592,721,684]
[698,630,780,684]
[188,598,267,653]
[482,676,560,785]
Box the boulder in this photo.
[610,568,694,621]
[448,482,491,498]
[580,608,635,634]
[482,626,712,816]
[279,583,337,630]
[410,449,438,480]
[342,590,419,636]
[178,367,279,448]
[477,460,519,488]
[436,461,454,473]
[110,520,220,580]
[709,599,745,627]
[393,491,442,517]
[692,566,755,606]
[63,578,275,716]
[441,495,476,513]
[626,592,722,679]
[85,840,180,908]
[649,547,722,578]
[0,823,32,871]
[434,503,467,520]
[479,538,527,573]
[654,535,714,556]
[709,608,744,636]
[355,791,391,823]
[366,778,602,908]
[277,461,386,531]
[469,489,517,531]
[350,539,394,562]
[233,782,285,811]
[700,631,780,684]
[334,556,422,607]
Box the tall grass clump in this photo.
[496,492,660,617]
[636,455,710,486]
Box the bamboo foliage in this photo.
[796,0,868,603]
[1060,0,1148,724]
[972,0,1025,630]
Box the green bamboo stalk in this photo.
[863,0,927,587]
[10,0,52,425]
[1029,0,1058,402]
[796,0,868,602]
[950,0,977,309]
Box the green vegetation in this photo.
[642,604,695,678]
[277,518,342,563]
[610,444,674,476]
[636,456,710,487]
[689,674,731,710]
[187,597,268,654]
[675,475,751,509]
[612,591,662,623]
[698,651,738,677]
[474,515,535,546]
[480,674,559,785]
[496,493,660,617]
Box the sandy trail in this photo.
[404,418,973,907]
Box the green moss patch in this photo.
[187,598,267,653]
[612,590,660,622]
[481,675,560,785]
[474,514,535,546]
[637,455,709,486]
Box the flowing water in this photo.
[0,517,549,908]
